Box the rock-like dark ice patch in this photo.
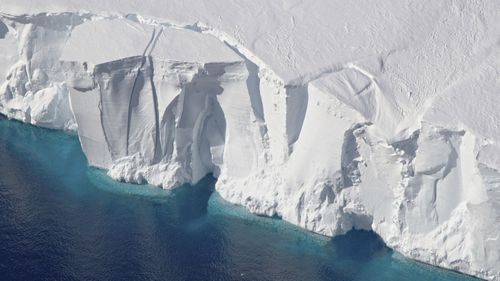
[0,20,8,38]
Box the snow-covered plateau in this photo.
[0,0,499,279]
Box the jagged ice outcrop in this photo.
[0,1,499,280]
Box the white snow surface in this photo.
[1,1,499,279]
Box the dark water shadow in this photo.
[329,229,391,262]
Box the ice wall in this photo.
[0,5,499,280]
[0,13,80,130]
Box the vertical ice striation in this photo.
[61,19,258,188]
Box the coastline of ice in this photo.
[0,2,499,279]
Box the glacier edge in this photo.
[0,6,499,280]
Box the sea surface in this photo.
[0,117,481,281]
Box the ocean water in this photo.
[0,117,481,281]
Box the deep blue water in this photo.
[0,117,481,281]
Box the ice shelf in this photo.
[0,1,499,279]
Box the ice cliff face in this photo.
[0,13,77,129]
[1,1,499,280]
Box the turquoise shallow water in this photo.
[0,117,481,281]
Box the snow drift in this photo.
[0,1,499,279]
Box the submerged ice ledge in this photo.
[0,5,499,281]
